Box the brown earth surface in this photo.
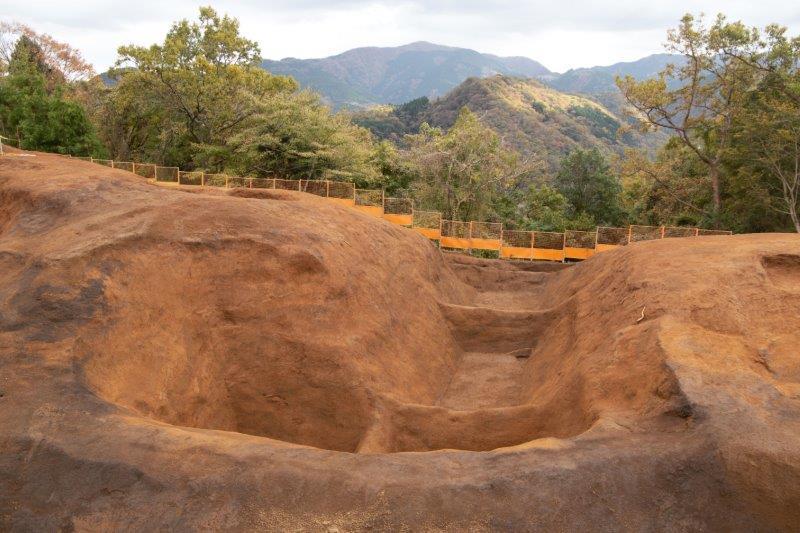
[1,149,800,530]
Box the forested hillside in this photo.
[354,75,659,171]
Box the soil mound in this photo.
[1,150,800,530]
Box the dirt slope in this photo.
[1,149,800,530]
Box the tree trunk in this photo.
[790,205,800,233]
[710,164,721,225]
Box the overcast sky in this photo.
[3,1,800,73]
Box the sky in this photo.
[3,1,800,73]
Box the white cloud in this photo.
[2,0,799,72]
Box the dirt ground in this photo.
[1,149,800,530]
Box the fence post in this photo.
[530,231,535,261]
[499,227,504,257]
[326,180,330,198]
[225,175,229,188]
[660,226,666,238]
[627,225,633,244]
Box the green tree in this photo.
[730,84,800,232]
[405,107,530,221]
[520,185,570,231]
[554,148,622,225]
[617,145,713,227]
[107,6,296,167]
[617,16,800,233]
[617,13,760,221]
[0,35,104,156]
[371,140,413,194]
[225,90,379,184]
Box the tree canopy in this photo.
[106,7,296,167]
[0,30,104,156]
[617,13,800,232]
[554,148,622,226]
[405,107,530,221]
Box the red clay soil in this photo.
[1,149,800,530]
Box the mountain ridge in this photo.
[261,41,681,109]
[353,74,663,172]
[262,41,553,108]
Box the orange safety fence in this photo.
[383,197,413,226]
[227,176,247,188]
[113,161,134,172]
[274,178,300,190]
[440,220,471,249]
[71,155,735,262]
[596,226,628,252]
[697,228,733,236]
[204,173,227,187]
[327,181,355,206]
[663,226,696,238]
[413,210,442,240]
[533,231,565,261]
[471,221,502,251]
[300,179,328,197]
[629,225,662,242]
[501,229,533,259]
[155,166,178,182]
[250,177,274,189]
[178,171,204,186]
[564,230,596,260]
[354,189,383,217]
[133,163,156,179]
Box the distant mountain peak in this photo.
[396,41,458,51]
[549,53,683,95]
[262,42,552,108]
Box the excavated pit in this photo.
[80,249,596,453]
[6,151,800,529]
[0,153,680,456]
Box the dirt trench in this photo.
[354,257,594,453]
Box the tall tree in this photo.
[731,85,800,232]
[109,6,295,167]
[404,107,529,221]
[554,148,622,226]
[225,89,379,184]
[0,22,94,83]
[520,185,571,232]
[0,38,104,156]
[617,14,760,222]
